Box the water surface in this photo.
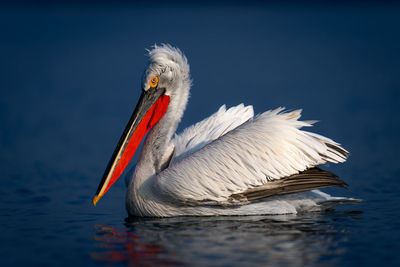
[1,2,399,266]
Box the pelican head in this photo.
[93,44,191,205]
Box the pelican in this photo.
[93,44,356,217]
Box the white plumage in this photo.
[171,104,254,164]
[159,106,347,206]
[94,44,356,217]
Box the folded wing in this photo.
[156,107,348,206]
[171,104,254,164]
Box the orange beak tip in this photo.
[92,195,100,206]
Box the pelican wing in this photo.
[170,104,254,164]
[156,108,348,206]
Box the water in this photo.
[1,2,400,266]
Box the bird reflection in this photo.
[91,211,362,266]
[91,224,182,265]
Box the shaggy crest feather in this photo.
[144,44,191,87]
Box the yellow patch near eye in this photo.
[149,76,159,88]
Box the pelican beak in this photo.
[92,87,170,206]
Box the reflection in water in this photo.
[91,224,182,265]
[91,211,362,266]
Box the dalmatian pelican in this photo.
[93,44,355,217]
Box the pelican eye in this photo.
[149,76,159,88]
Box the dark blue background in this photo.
[1,2,399,266]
